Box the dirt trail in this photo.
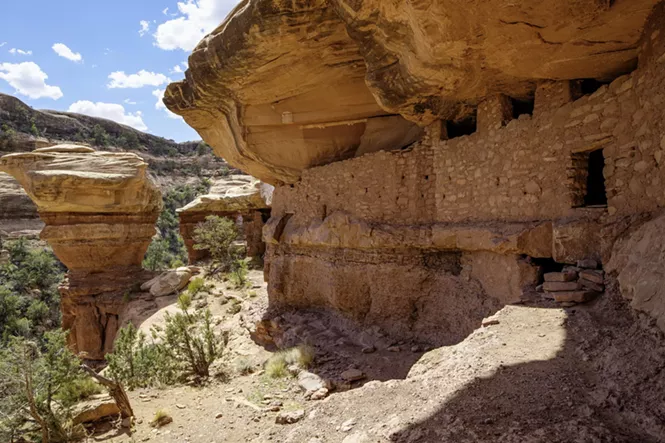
[98,274,665,443]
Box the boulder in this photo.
[71,395,121,425]
[297,371,327,394]
[141,267,193,297]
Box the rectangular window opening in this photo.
[570,149,607,208]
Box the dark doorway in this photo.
[446,113,477,139]
[584,149,607,207]
[511,98,535,119]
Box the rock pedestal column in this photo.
[0,145,162,359]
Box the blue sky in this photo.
[0,0,240,142]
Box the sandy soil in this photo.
[94,273,665,443]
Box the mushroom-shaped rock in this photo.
[165,0,658,184]
[0,144,162,271]
[0,145,162,360]
[177,175,272,262]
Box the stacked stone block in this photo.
[543,260,605,304]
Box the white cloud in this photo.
[152,89,181,119]
[68,101,147,131]
[170,64,183,74]
[162,7,169,15]
[123,98,137,105]
[0,62,63,100]
[139,20,150,37]
[9,48,32,56]
[52,43,82,62]
[107,70,170,89]
[153,0,237,51]
[0,42,6,48]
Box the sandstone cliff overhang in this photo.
[164,0,659,184]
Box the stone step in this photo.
[544,271,578,282]
[553,291,599,303]
[543,281,582,292]
[579,269,604,284]
[579,278,604,292]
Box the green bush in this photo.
[0,330,93,442]
[106,323,178,390]
[229,259,249,288]
[193,216,239,272]
[106,296,225,387]
[187,277,205,296]
[91,124,109,147]
[0,239,64,344]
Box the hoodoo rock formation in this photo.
[166,1,665,344]
[178,175,272,262]
[0,144,162,359]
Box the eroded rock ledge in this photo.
[0,145,162,359]
[178,175,272,262]
[165,0,659,184]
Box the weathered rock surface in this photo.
[71,395,121,425]
[178,175,272,262]
[165,0,658,183]
[0,172,43,236]
[607,213,665,332]
[0,145,162,359]
[141,267,194,297]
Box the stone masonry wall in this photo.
[266,7,665,343]
[274,21,665,226]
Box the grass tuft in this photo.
[150,409,173,428]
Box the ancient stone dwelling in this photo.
[178,175,273,263]
[163,0,665,345]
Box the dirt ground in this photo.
[94,271,665,443]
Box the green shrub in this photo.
[229,259,249,288]
[0,239,64,344]
[106,323,177,390]
[106,296,225,387]
[187,277,205,296]
[0,330,90,443]
[150,409,172,428]
[264,345,315,379]
[265,355,289,379]
[91,124,109,147]
[193,216,239,272]
[158,295,225,379]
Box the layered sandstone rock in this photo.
[167,2,665,343]
[607,213,665,332]
[165,0,658,184]
[0,172,42,237]
[0,145,162,359]
[178,175,272,262]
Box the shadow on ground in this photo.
[387,285,665,443]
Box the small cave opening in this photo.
[528,257,565,284]
[573,78,612,100]
[446,113,477,139]
[511,97,535,119]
